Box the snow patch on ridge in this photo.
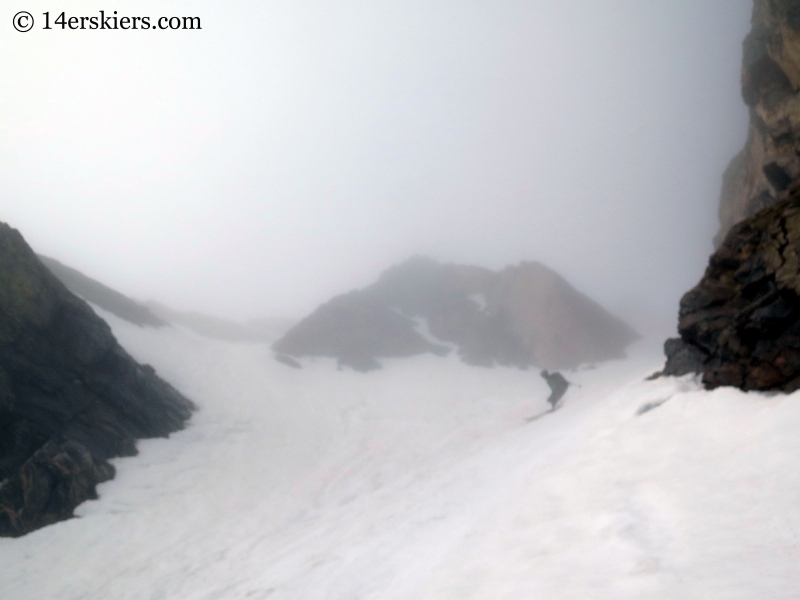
[469,293,487,312]
[410,315,457,353]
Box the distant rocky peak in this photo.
[274,257,638,372]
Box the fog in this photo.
[0,0,751,323]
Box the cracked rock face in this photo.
[716,0,800,246]
[664,190,800,391]
[0,222,195,537]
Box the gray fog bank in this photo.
[0,1,752,324]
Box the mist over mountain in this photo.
[38,255,167,328]
[39,255,296,343]
[275,257,638,371]
[144,301,295,343]
[8,2,800,598]
[1,1,752,323]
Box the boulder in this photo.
[0,223,194,536]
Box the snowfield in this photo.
[2,309,800,599]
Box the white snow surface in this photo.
[3,309,800,599]
[409,316,457,353]
[468,293,487,312]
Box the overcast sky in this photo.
[1,0,752,323]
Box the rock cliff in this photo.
[274,257,638,371]
[0,223,194,537]
[716,0,800,246]
[664,189,800,391]
[662,0,800,391]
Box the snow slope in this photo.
[2,309,800,599]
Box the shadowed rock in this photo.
[661,337,708,377]
[0,223,194,537]
[663,190,800,391]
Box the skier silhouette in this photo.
[541,369,570,411]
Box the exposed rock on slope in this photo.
[40,258,296,342]
[716,0,800,246]
[275,288,449,372]
[274,257,638,371]
[39,255,166,328]
[0,223,194,537]
[664,190,800,391]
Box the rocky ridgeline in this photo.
[274,257,638,371]
[664,190,800,391]
[716,0,800,246]
[0,223,194,537]
[38,255,167,328]
[39,257,296,344]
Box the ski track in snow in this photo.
[2,308,800,599]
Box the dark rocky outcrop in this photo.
[39,255,166,328]
[274,257,638,371]
[0,223,194,537]
[666,1,800,392]
[716,0,800,246]
[664,190,800,391]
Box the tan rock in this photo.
[716,0,800,245]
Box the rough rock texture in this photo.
[39,255,166,328]
[274,257,638,371]
[0,223,194,536]
[664,190,800,391]
[716,0,800,246]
